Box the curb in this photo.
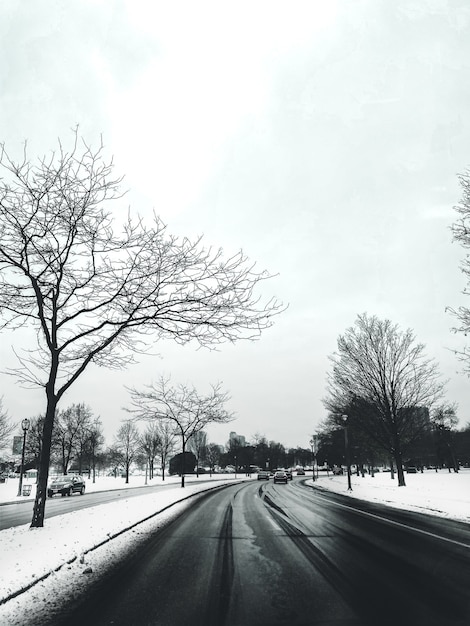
[0,480,247,606]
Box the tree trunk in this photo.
[92,447,96,483]
[181,440,185,488]
[30,393,57,528]
[392,438,406,487]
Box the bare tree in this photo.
[128,377,233,487]
[0,131,283,527]
[188,429,207,477]
[104,445,124,478]
[85,418,105,483]
[0,398,14,452]
[205,443,221,476]
[324,314,445,486]
[55,403,93,475]
[140,423,162,480]
[24,414,45,471]
[449,170,470,370]
[431,404,459,472]
[114,420,141,483]
[154,420,175,481]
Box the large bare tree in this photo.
[449,169,470,370]
[324,314,445,486]
[128,377,233,487]
[0,131,283,527]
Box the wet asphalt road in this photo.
[50,478,470,626]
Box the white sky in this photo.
[2,0,470,448]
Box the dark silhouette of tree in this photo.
[431,404,459,472]
[169,452,196,476]
[155,420,175,481]
[71,416,105,482]
[251,434,270,469]
[205,443,222,476]
[0,398,14,452]
[114,420,141,483]
[188,430,207,477]
[128,377,233,487]
[24,415,45,471]
[268,440,286,470]
[0,131,283,527]
[324,314,445,486]
[140,423,162,480]
[55,403,93,475]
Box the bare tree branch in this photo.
[0,130,283,526]
[127,376,234,487]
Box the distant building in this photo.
[229,431,246,448]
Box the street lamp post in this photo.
[309,438,316,482]
[314,434,319,479]
[342,415,352,491]
[17,418,30,497]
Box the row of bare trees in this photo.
[2,373,235,487]
[12,389,229,485]
[23,403,104,479]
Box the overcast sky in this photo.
[2,0,470,449]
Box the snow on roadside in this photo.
[0,475,249,626]
[310,468,470,522]
[1,469,470,625]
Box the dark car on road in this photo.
[257,470,270,480]
[285,470,293,480]
[47,475,86,497]
[273,470,288,484]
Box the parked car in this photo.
[296,468,305,476]
[257,470,270,480]
[273,470,288,484]
[47,475,86,497]
[285,470,293,480]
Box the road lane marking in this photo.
[311,491,470,550]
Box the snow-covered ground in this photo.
[0,469,469,625]
[311,467,470,522]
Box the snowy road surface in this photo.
[40,478,470,626]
